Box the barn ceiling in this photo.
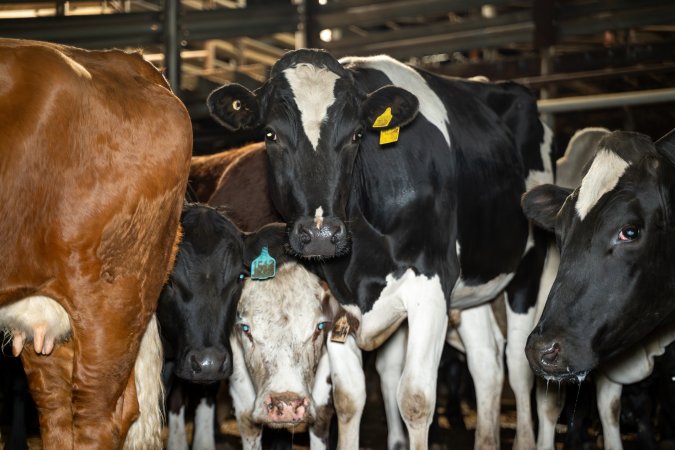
[2,0,674,153]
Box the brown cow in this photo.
[0,39,192,449]
[188,142,265,203]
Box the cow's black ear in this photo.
[242,222,288,267]
[656,128,675,167]
[207,84,261,131]
[522,184,571,232]
[362,86,419,130]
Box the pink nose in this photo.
[264,392,310,423]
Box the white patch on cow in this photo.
[166,406,188,450]
[525,123,555,190]
[535,379,564,449]
[456,303,504,449]
[360,269,447,449]
[0,295,70,355]
[123,315,164,450]
[595,373,623,450]
[451,273,515,310]
[326,333,365,450]
[504,296,536,450]
[284,64,340,151]
[375,326,408,450]
[192,398,216,450]
[340,55,451,146]
[314,206,324,229]
[575,149,630,220]
[228,332,261,450]
[236,262,328,423]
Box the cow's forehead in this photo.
[575,149,630,220]
[283,64,341,151]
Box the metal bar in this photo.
[537,88,675,114]
[326,10,531,52]
[163,0,181,93]
[514,62,675,87]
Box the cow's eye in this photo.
[618,224,640,242]
[240,324,251,334]
[264,129,277,142]
[351,130,363,143]
[317,322,329,332]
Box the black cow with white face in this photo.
[208,50,555,450]
[523,129,675,382]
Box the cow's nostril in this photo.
[298,225,312,244]
[190,355,201,373]
[540,342,561,365]
[330,223,345,244]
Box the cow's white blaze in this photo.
[284,64,340,151]
[576,149,630,220]
[340,55,451,146]
[314,206,324,229]
[525,124,554,190]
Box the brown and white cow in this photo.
[230,257,337,450]
[0,39,192,449]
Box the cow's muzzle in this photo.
[289,216,349,258]
[525,331,590,382]
[176,347,232,383]
[262,392,311,426]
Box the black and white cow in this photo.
[207,49,555,450]
[158,203,245,450]
[523,129,675,448]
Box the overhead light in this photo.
[320,29,332,42]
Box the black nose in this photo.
[289,216,348,257]
[181,348,231,382]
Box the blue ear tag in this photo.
[251,246,276,280]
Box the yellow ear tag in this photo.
[379,127,400,145]
[372,107,393,128]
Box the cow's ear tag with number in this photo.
[251,246,276,280]
[372,107,393,128]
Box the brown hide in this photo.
[207,144,281,232]
[0,39,192,449]
[188,142,264,202]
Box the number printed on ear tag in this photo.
[251,246,276,280]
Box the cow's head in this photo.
[207,49,419,258]
[522,129,675,380]
[234,259,336,427]
[158,204,246,383]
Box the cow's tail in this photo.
[124,315,164,450]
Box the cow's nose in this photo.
[183,348,231,382]
[263,392,310,423]
[525,333,566,375]
[289,216,348,258]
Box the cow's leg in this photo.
[327,332,365,450]
[229,336,262,450]
[67,296,153,450]
[504,299,536,450]
[535,379,564,450]
[167,380,189,450]
[596,373,623,450]
[396,275,447,450]
[375,325,408,450]
[192,393,217,450]
[20,343,74,450]
[309,351,333,450]
[456,303,504,450]
[505,229,551,450]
